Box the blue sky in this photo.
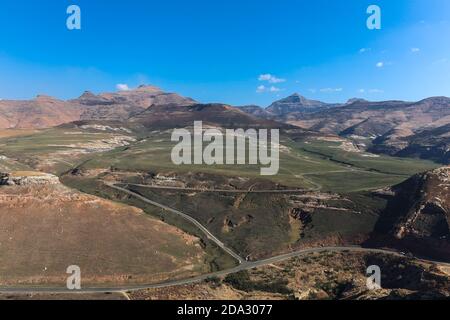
[0,0,449,106]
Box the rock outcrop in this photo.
[391,167,450,240]
[368,167,450,261]
[0,171,60,186]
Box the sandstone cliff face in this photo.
[0,95,86,129]
[391,167,450,240]
[0,85,197,129]
[76,85,197,122]
[0,172,60,186]
[369,167,450,261]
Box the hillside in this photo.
[266,93,340,118]
[0,172,208,286]
[128,103,287,129]
[239,94,340,121]
[237,105,273,119]
[0,86,289,132]
[241,95,450,164]
[287,97,450,136]
[372,123,450,164]
[368,167,450,261]
[75,85,196,121]
[0,85,196,129]
[130,251,450,300]
[0,95,86,129]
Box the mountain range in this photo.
[240,94,450,164]
[0,85,196,129]
[1,86,449,163]
[0,85,284,130]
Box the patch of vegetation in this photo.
[126,185,294,259]
[60,175,237,272]
[314,280,354,299]
[0,127,440,193]
[224,271,292,295]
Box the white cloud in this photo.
[376,62,384,68]
[359,48,371,53]
[320,88,343,93]
[359,88,384,94]
[116,83,131,91]
[256,85,266,93]
[269,86,281,92]
[256,85,283,93]
[308,88,317,93]
[411,48,420,53]
[258,74,286,84]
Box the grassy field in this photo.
[119,185,384,259]
[0,127,135,175]
[0,129,39,139]
[0,127,438,192]
[292,139,438,176]
[61,175,238,271]
[73,131,438,192]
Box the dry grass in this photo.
[0,129,39,139]
[129,251,450,300]
[9,171,49,177]
[0,183,208,287]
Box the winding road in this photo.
[105,182,245,264]
[1,183,449,295]
[0,246,448,294]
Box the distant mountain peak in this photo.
[35,95,59,102]
[265,93,334,116]
[79,91,97,99]
[282,93,308,101]
[417,96,450,104]
[346,98,369,104]
[134,84,163,93]
[274,93,326,105]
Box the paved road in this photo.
[1,246,448,294]
[1,182,448,295]
[105,182,245,264]
[124,183,307,194]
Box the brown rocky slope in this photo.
[0,171,207,286]
[0,85,196,129]
[367,167,450,261]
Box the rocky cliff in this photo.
[0,171,60,186]
[368,167,450,261]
